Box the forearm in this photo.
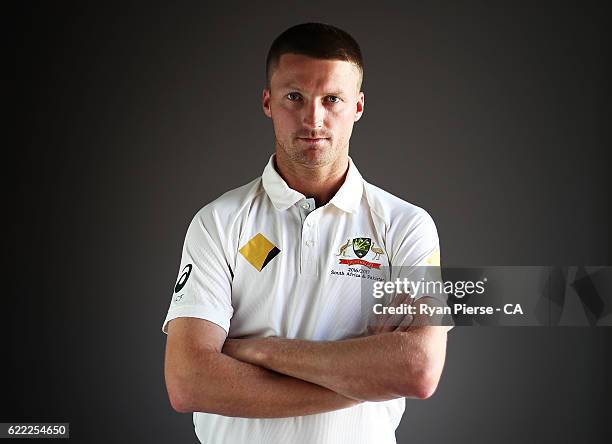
[173,348,361,417]
[225,328,448,402]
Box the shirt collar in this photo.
[261,153,364,213]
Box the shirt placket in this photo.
[298,198,319,276]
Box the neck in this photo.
[274,150,349,208]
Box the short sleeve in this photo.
[161,210,234,335]
[390,209,440,270]
[390,209,454,331]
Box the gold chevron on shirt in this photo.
[239,233,280,271]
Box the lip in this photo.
[298,137,328,143]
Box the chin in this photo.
[279,141,338,167]
[298,148,335,166]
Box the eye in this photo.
[287,92,301,101]
[327,96,341,103]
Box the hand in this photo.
[222,338,251,360]
[366,294,451,335]
[367,292,416,335]
[222,338,268,365]
[221,338,242,359]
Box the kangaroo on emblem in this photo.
[336,239,350,257]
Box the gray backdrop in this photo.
[8,1,610,443]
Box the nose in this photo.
[302,99,325,129]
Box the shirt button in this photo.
[305,240,314,247]
[306,220,314,227]
[301,203,310,210]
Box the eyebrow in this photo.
[280,85,347,96]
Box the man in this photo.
[162,22,451,444]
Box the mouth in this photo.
[297,137,329,144]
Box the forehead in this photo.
[271,53,361,93]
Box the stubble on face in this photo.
[275,131,345,170]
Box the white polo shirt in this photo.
[162,154,443,444]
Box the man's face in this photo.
[263,53,364,168]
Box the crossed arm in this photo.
[164,296,450,417]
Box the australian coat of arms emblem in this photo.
[335,237,385,269]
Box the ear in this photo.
[354,91,365,122]
[262,88,272,118]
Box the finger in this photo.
[378,291,414,332]
[405,297,447,329]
